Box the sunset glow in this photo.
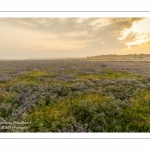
[0,18,150,59]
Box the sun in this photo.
[119,18,150,49]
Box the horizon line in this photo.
[1,53,150,60]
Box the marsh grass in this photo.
[0,60,150,132]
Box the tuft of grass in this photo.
[0,91,18,104]
[123,90,150,132]
[27,98,76,132]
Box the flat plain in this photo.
[0,60,150,132]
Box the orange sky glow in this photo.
[0,18,150,59]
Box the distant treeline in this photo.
[87,54,150,61]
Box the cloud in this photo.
[0,18,142,34]
[0,18,148,58]
[119,18,150,48]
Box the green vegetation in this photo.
[77,68,142,80]
[0,60,150,132]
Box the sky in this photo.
[0,18,150,59]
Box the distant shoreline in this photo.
[1,54,150,61]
